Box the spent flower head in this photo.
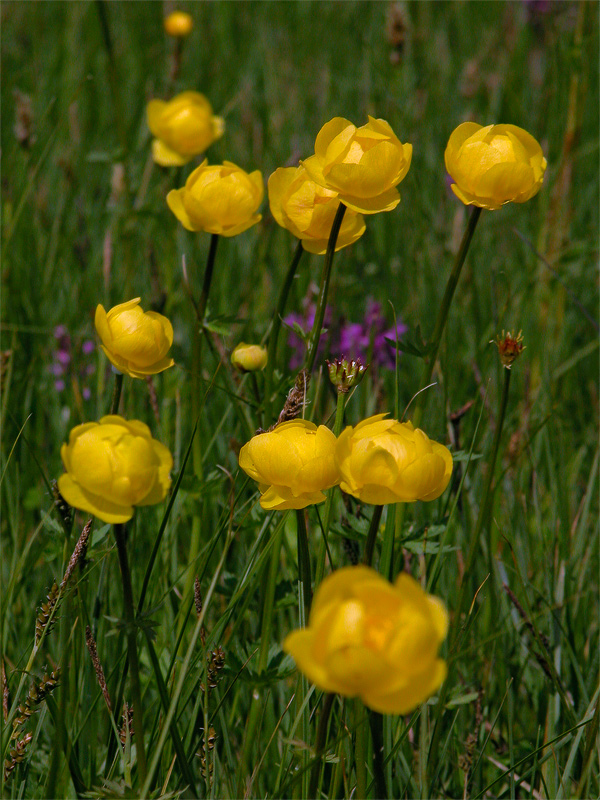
[327,356,368,393]
[492,330,525,369]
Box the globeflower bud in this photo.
[167,160,263,236]
[58,416,173,524]
[327,356,368,393]
[238,419,340,510]
[147,91,224,167]
[231,342,268,372]
[164,10,193,37]
[445,122,547,210]
[268,165,365,254]
[283,565,448,714]
[336,414,453,505]
[302,116,412,214]
[95,298,175,379]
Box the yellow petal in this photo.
[152,138,189,167]
[167,188,197,230]
[146,99,167,137]
[58,473,133,524]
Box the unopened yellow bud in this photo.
[164,11,193,37]
[231,343,268,372]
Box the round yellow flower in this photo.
[231,342,268,372]
[336,414,453,505]
[444,122,547,210]
[302,116,412,214]
[147,91,224,167]
[58,416,173,524]
[268,165,366,254]
[164,10,193,37]
[167,160,263,236]
[238,419,340,510]
[95,298,175,379]
[283,565,448,714]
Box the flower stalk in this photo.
[411,205,482,429]
[304,202,346,374]
[296,509,312,620]
[113,523,147,782]
[109,371,123,415]
[362,504,384,568]
[264,240,304,423]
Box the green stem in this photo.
[354,699,367,800]
[113,523,147,783]
[109,371,123,415]
[363,504,384,568]
[296,509,312,620]
[412,206,482,429]
[238,522,284,788]
[95,0,129,166]
[304,203,347,374]
[369,710,387,800]
[265,240,304,424]
[429,366,512,787]
[308,692,335,799]
[316,389,347,585]
[197,233,219,324]
[182,235,220,644]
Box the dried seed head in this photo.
[206,646,225,689]
[35,582,60,645]
[61,518,92,590]
[3,731,33,782]
[85,626,112,712]
[119,703,134,748]
[274,369,310,427]
[12,670,60,735]
[492,330,525,369]
[197,726,217,779]
[2,660,8,723]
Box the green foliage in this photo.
[1,2,598,799]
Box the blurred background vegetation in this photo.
[1,2,598,798]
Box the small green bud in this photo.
[327,356,368,393]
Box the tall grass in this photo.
[1,2,598,798]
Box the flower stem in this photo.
[354,699,367,799]
[308,692,335,799]
[369,710,387,799]
[264,240,304,424]
[363,504,384,568]
[296,509,312,620]
[412,206,482,429]
[237,521,285,790]
[109,371,123,415]
[113,523,147,783]
[304,203,346,374]
[315,389,347,585]
[181,234,220,646]
[428,365,512,787]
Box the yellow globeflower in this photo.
[336,414,453,505]
[302,116,412,214]
[164,10,193,37]
[238,420,340,510]
[445,122,547,210]
[58,416,173,524]
[268,165,366,254]
[284,565,448,714]
[95,298,175,379]
[147,91,224,167]
[231,342,268,372]
[167,160,263,236]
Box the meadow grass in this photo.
[1,2,598,798]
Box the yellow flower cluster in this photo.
[284,566,448,714]
[147,91,224,167]
[268,116,413,253]
[238,414,452,510]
